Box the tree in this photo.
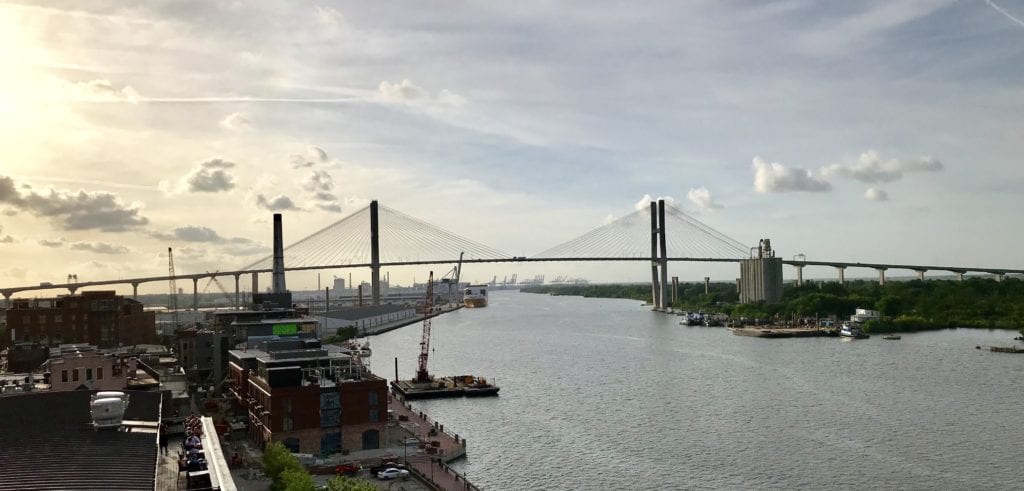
[262,442,304,491]
[325,476,378,491]
[279,468,316,491]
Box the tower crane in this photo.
[415,271,434,383]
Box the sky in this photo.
[1,0,1023,295]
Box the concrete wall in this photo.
[739,257,784,304]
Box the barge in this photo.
[729,327,837,338]
[391,375,500,400]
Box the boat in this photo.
[882,335,901,340]
[839,321,870,339]
[990,346,1024,353]
[391,375,500,400]
[463,285,488,308]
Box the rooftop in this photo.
[0,390,162,490]
[323,304,413,320]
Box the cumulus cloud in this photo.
[219,112,252,131]
[185,159,237,192]
[2,209,15,216]
[291,146,331,168]
[752,156,831,193]
[256,194,300,211]
[304,170,334,192]
[634,194,677,211]
[316,202,343,213]
[39,239,65,248]
[0,176,149,231]
[171,225,223,242]
[378,79,465,106]
[864,188,889,202]
[687,187,723,211]
[70,241,130,254]
[0,225,12,244]
[821,150,943,184]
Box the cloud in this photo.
[316,202,343,213]
[170,225,223,242]
[2,209,15,216]
[315,5,346,27]
[687,187,723,211]
[61,78,142,103]
[290,146,331,168]
[304,170,334,192]
[864,188,889,202]
[219,112,252,131]
[256,194,300,211]
[185,158,237,192]
[821,151,943,184]
[70,241,130,254]
[39,239,65,248]
[752,156,831,193]
[6,268,26,279]
[634,194,676,211]
[378,79,466,106]
[0,225,12,243]
[0,176,149,231]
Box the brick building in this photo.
[42,344,136,391]
[226,338,387,456]
[5,291,156,348]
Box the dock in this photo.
[392,375,500,400]
[389,395,481,490]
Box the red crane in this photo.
[415,271,434,382]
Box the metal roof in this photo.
[0,390,162,490]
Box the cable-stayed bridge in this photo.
[2,200,1021,307]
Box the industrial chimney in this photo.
[272,213,287,293]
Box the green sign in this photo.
[272,323,298,335]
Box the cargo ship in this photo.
[463,285,488,308]
[391,375,500,400]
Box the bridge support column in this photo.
[68,287,78,295]
[192,277,199,311]
[131,282,139,299]
[795,265,804,287]
[956,272,964,282]
[877,268,887,286]
[836,266,845,285]
[2,291,11,309]
[649,202,660,309]
[658,200,669,310]
[234,274,241,310]
[704,277,710,295]
[671,277,678,304]
[915,270,926,281]
[370,200,381,306]
[252,272,259,296]
[995,273,1005,282]
[735,278,740,293]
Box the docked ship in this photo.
[463,285,488,308]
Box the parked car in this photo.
[335,462,360,476]
[377,468,410,480]
[369,462,406,475]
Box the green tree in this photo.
[279,468,316,491]
[325,476,378,491]
[262,442,304,491]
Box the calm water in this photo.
[368,291,1024,490]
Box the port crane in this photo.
[415,271,434,382]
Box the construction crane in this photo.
[415,271,434,383]
[167,247,179,329]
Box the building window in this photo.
[97,367,103,380]
[54,314,62,323]
[72,369,79,382]
[368,390,379,406]
[61,370,68,383]
[86,368,93,380]
[369,409,379,423]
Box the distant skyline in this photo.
[2,1,1023,294]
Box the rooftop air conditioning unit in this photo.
[90,391,128,430]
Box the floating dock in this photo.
[729,327,837,338]
[391,375,500,400]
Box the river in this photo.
[367,290,1024,490]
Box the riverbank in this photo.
[358,303,464,336]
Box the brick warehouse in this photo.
[226,338,387,455]
[5,291,157,348]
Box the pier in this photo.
[389,394,480,490]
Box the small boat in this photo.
[990,346,1024,353]
[839,321,870,339]
[882,335,901,340]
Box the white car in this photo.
[377,468,410,480]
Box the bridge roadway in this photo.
[2,257,1022,304]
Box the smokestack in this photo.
[272,213,287,293]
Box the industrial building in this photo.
[739,239,784,304]
[320,304,417,335]
[4,291,157,348]
[226,338,387,455]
